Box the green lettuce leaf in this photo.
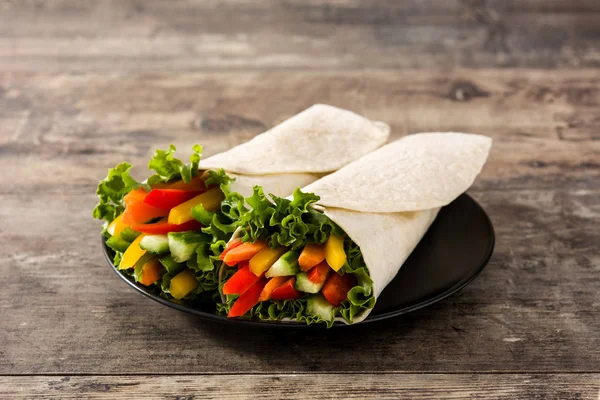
[236,187,343,250]
[93,162,141,224]
[146,144,202,186]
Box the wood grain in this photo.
[0,70,598,376]
[1,374,599,399]
[1,0,600,72]
[1,0,599,396]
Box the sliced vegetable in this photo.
[249,246,287,277]
[119,234,147,270]
[120,227,141,242]
[131,219,202,235]
[307,261,330,284]
[270,277,301,300]
[151,174,206,191]
[306,294,335,321]
[122,197,168,225]
[324,234,346,272]
[228,279,267,318]
[138,258,164,286]
[298,243,326,272]
[223,241,267,267]
[219,238,243,261]
[321,272,357,307]
[158,254,186,275]
[144,189,204,211]
[168,187,224,225]
[265,250,300,278]
[257,276,288,302]
[123,188,147,206]
[295,272,325,294]
[170,269,199,300]
[133,253,154,282]
[106,235,131,253]
[139,234,169,254]
[168,231,205,263]
[107,214,129,238]
[222,265,263,295]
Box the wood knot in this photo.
[449,81,490,102]
[194,114,266,134]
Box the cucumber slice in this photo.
[140,235,169,254]
[106,236,131,253]
[168,232,205,263]
[120,227,141,243]
[265,250,300,278]
[295,272,325,294]
[306,294,334,321]
[159,255,186,275]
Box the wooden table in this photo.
[1,1,599,398]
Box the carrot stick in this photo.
[298,243,326,271]
[257,276,288,302]
[223,241,267,266]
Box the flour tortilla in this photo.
[200,104,390,197]
[304,132,492,323]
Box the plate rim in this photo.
[102,193,495,329]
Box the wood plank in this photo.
[1,374,599,399]
[0,69,598,374]
[0,69,598,194]
[1,0,599,71]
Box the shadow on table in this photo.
[183,295,464,372]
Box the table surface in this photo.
[1,1,599,399]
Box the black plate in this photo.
[103,193,494,328]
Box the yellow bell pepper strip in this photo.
[107,214,129,238]
[170,269,199,300]
[167,187,224,225]
[138,258,164,286]
[249,246,288,277]
[118,234,147,270]
[324,234,346,272]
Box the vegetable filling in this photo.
[94,145,246,302]
[216,188,375,326]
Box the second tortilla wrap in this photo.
[201,104,390,198]
[302,132,492,323]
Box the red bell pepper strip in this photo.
[321,272,357,307]
[222,265,263,295]
[131,218,202,235]
[228,278,268,318]
[144,189,205,211]
[220,238,243,261]
[270,277,301,301]
[307,261,330,284]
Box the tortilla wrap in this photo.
[200,104,390,197]
[301,132,492,323]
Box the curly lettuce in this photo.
[235,187,344,250]
[146,144,202,186]
[93,162,141,225]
